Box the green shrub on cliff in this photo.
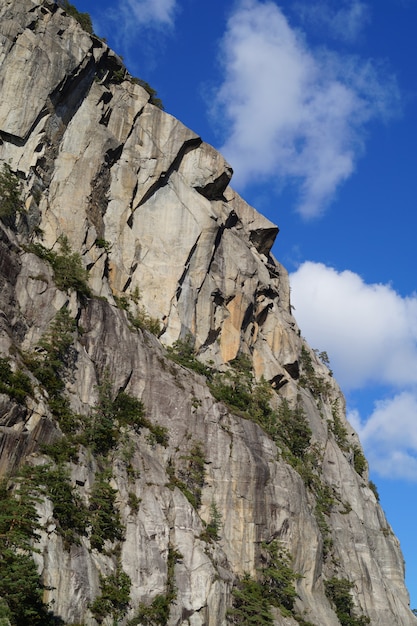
[324,577,370,626]
[58,0,93,34]
[0,163,23,225]
[0,357,33,403]
[128,546,181,626]
[0,478,56,625]
[228,540,302,624]
[28,235,91,297]
[90,564,131,623]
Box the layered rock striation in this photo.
[0,1,416,625]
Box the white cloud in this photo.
[296,1,371,43]
[289,262,417,390]
[121,0,176,26]
[290,261,417,480]
[348,393,417,480]
[214,0,399,218]
[121,0,177,28]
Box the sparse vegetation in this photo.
[131,77,164,110]
[274,398,312,459]
[0,473,69,624]
[228,540,303,624]
[314,349,332,375]
[208,357,313,473]
[86,375,168,455]
[129,306,162,336]
[330,401,367,477]
[110,68,126,84]
[167,442,206,509]
[128,546,181,625]
[353,445,367,477]
[127,491,141,514]
[23,306,80,433]
[95,238,112,252]
[167,335,212,377]
[324,577,370,626]
[0,163,23,225]
[368,480,380,502]
[89,469,124,551]
[260,541,301,615]
[25,463,88,547]
[0,357,33,403]
[299,346,331,400]
[0,134,380,626]
[4,451,125,591]
[90,563,131,623]
[314,483,335,557]
[28,235,91,297]
[114,290,162,336]
[329,400,350,452]
[201,501,222,542]
[228,573,274,625]
[58,0,93,34]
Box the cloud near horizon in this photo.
[290,261,417,480]
[214,0,399,218]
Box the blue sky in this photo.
[75,0,417,608]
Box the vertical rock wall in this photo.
[0,2,416,625]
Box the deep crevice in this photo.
[204,209,238,280]
[99,108,112,127]
[256,302,273,327]
[249,227,278,256]
[212,289,224,307]
[135,137,202,210]
[241,303,254,333]
[175,237,201,301]
[124,106,146,145]
[122,277,131,292]
[200,328,221,350]
[118,370,134,394]
[50,55,97,127]
[224,210,238,229]
[256,287,279,301]
[283,361,300,380]
[195,169,232,201]
[105,144,123,167]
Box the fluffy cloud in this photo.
[214,0,399,218]
[290,261,417,480]
[349,393,417,480]
[289,261,417,389]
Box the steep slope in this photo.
[0,2,415,625]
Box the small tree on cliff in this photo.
[0,163,23,224]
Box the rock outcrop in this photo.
[0,2,416,625]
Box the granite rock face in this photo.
[0,2,416,625]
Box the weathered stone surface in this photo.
[0,2,416,625]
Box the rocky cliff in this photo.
[0,2,415,625]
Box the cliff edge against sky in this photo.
[0,2,416,625]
